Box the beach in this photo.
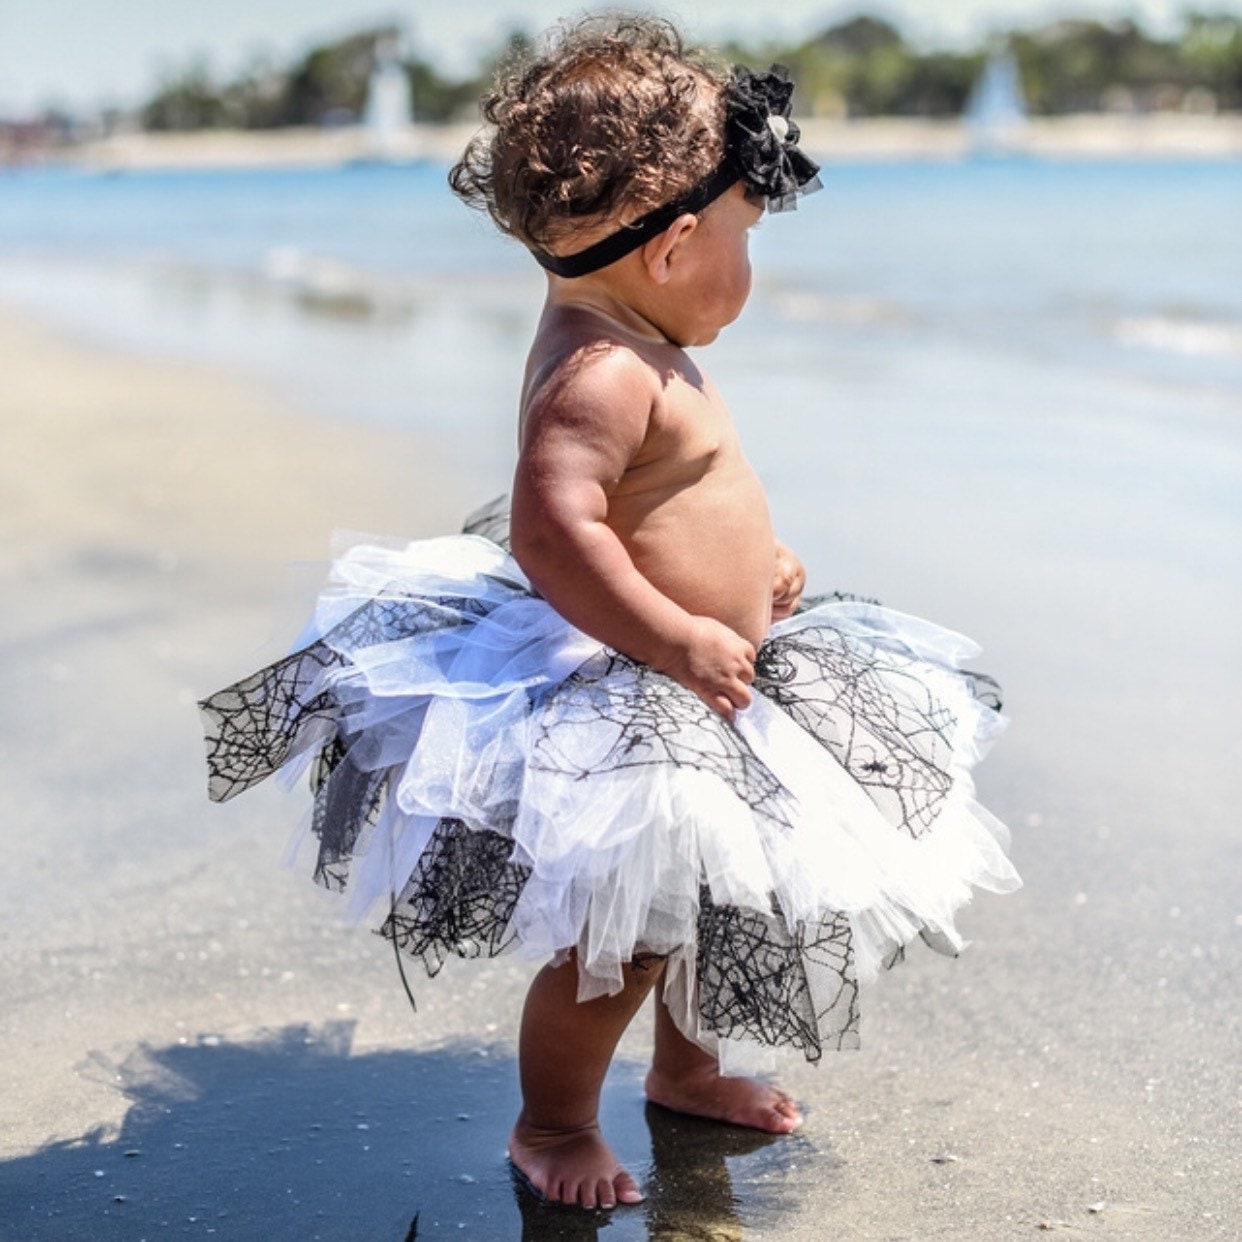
[1,151,1240,1238]
[49,114,1242,172]
[0,309,467,1145]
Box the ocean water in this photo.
[2,157,1239,436]
[2,155,1240,737]
[4,157,1239,1242]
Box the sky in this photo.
[2,0,1239,115]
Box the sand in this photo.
[1,305,1238,1240]
[53,113,1242,174]
[0,306,467,1141]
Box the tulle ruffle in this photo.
[200,521,1020,1070]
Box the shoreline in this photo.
[28,112,1242,173]
[1,278,1238,1237]
[0,302,468,615]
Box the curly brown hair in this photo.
[448,14,727,250]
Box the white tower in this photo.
[364,33,414,161]
[966,46,1029,155]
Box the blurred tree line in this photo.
[729,11,1242,116]
[141,25,485,130]
[139,11,1242,131]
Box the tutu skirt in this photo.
[200,502,1020,1070]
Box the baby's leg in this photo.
[644,974,802,1133]
[510,954,664,1209]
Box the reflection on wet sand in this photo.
[4,1023,817,1241]
[642,1104,784,1240]
[512,1100,819,1241]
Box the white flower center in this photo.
[767,114,790,142]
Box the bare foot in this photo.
[644,1064,803,1133]
[508,1112,644,1209]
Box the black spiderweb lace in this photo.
[199,593,489,803]
[199,530,1002,1058]
[380,818,530,975]
[530,650,797,832]
[697,888,859,1058]
[754,625,963,839]
[200,591,495,891]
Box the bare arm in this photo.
[511,347,754,719]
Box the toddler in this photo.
[201,14,1020,1215]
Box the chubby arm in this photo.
[511,348,754,719]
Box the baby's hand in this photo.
[771,541,806,621]
[663,616,756,722]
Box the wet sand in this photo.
[1,305,1239,1240]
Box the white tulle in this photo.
[272,533,1020,1066]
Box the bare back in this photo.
[517,303,776,648]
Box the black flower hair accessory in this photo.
[528,64,820,279]
[723,66,822,212]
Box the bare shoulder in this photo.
[521,318,661,458]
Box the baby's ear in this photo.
[641,213,698,284]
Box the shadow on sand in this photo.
[3,1022,831,1240]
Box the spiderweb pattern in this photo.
[199,638,344,804]
[530,650,797,831]
[307,741,390,892]
[379,818,531,976]
[696,887,859,1059]
[776,594,1002,713]
[199,593,490,804]
[754,625,964,839]
[199,536,1004,1059]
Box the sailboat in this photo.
[965,48,1029,155]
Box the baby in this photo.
[201,11,1019,1222]
[450,16,821,1209]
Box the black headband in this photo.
[529,66,821,280]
